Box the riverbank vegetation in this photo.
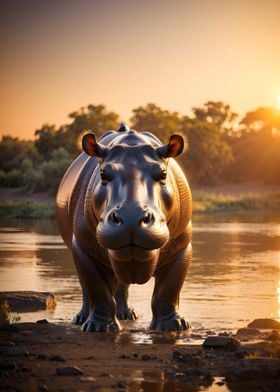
[1,188,279,219]
[0,101,279,217]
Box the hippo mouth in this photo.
[108,245,159,284]
[108,244,158,262]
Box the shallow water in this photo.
[1,213,280,336]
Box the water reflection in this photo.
[0,214,280,332]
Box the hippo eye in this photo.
[160,169,167,183]
[100,167,114,185]
[153,166,167,183]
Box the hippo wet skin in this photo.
[56,125,192,332]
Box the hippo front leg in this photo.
[72,236,121,332]
[150,245,192,331]
[114,282,138,320]
[72,282,90,325]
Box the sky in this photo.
[1,0,280,139]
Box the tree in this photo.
[181,119,233,185]
[64,104,120,155]
[0,136,37,172]
[34,124,65,160]
[192,101,238,134]
[225,107,280,183]
[130,103,182,142]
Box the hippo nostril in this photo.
[110,211,123,225]
[140,211,154,226]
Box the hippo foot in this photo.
[81,316,122,332]
[72,310,89,325]
[150,314,190,331]
[117,306,138,320]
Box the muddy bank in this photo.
[1,321,280,391]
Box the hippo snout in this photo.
[109,206,155,227]
[96,204,169,252]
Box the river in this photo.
[1,213,280,335]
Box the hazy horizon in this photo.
[1,0,280,139]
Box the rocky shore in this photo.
[1,319,280,391]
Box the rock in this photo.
[56,366,83,376]
[0,324,19,332]
[226,358,280,382]
[0,291,56,312]
[37,319,49,324]
[0,346,28,357]
[236,327,260,337]
[203,336,241,350]
[49,355,65,362]
[116,382,126,389]
[173,350,203,365]
[218,332,230,337]
[141,354,151,361]
[247,318,280,329]
[181,368,213,383]
[0,341,15,346]
[37,354,48,360]
[0,362,17,370]
[267,330,280,341]
[79,376,96,382]
[38,385,48,391]
[205,330,216,336]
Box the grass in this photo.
[0,199,56,219]
[0,191,280,218]
[192,191,280,213]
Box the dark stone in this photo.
[172,350,203,365]
[56,366,83,376]
[0,346,27,357]
[267,330,280,341]
[205,330,216,336]
[236,328,260,337]
[247,318,280,329]
[49,354,65,362]
[38,385,48,392]
[0,341,15,346]
[182,368,213,383]
[141,354,151,361]
[226,358,280,382]
[37,319,49,324]
[203,336,241,350]
[0,291,56,312]
[0,362,16,370]
[218,332,230,337]
[0,324,19,332]
[37,354,48,360]
[116,382,126,388]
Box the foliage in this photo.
[63,104,120,155]
[0,300,20,324]
[193,191,280,213]
[0,101,280,195]
[181,119,233,185]
[130,103,181,142]
[0,199,55,218]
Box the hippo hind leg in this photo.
[72,283,90,325]
[115,282,138,320]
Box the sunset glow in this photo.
[0,0,280,139]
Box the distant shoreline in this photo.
[0,183,280,219]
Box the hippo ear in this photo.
[156,134,184,158]
[82,133,108,158]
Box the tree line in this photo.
[0,101,280,193]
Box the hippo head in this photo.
[82,128,184,284]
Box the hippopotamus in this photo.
[56,124,192,332]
